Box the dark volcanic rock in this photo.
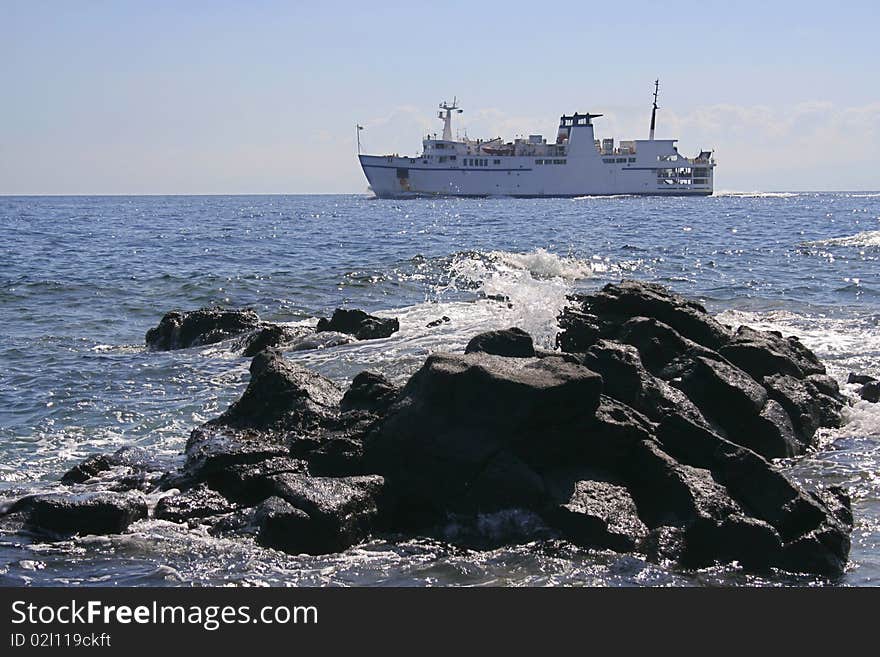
[559,280,732,350]
[619,317,718,373]
[666,355,802,458]
[255,474,384,554]
[719,325,826,380]
[860,381,880,403]
[181,425,290,489]
[543,479,648,552]
[238,324,306,357]
[848,372,877,386]
[155,485,237,523]
[426,316,451,328]
[145,307,262,351]
[578,340,709,428]
[26,492,147,536]
[764,374,844,444]
[61,453,114,484]
[213,348,342,431]
[365,352,603,514]
[27,281,850,577]
[340,371,399,415]
[465,327,535,358]
[555,307,600,352]
[61,446,162,491]
[316,308,399,341]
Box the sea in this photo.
[1,192,879,587]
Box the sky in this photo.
[2,0,878,194]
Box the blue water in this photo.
[2,192,880,586]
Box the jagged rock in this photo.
[764,374,844,444]
[288,331,355,351]
[60,447,161,491]
[181,425,290,489]
[61,454,114,484]
[465,327,535,358]
[618,317,718,373]
[665,355,802,458]
[288,413,375,477]
[316,308,399,340]
[578,340,709,428]
[860,381,880,403]
[426,316,451,328]
[155,485,237,523]
[209,457,309,506]
[25,491,147,536]
[26,282,852,577]
[238,324,306,357]
[212,348,342,431]
[807,374,846,403]
[719,325,826,380]
[255,474,384,554]
[655,412,851,572]
[145,307,262,351]
[340,371,399,415]
[625,439,742,528]
[559,280,731,350]
[365,352,603,514]
[555,307,600,352]
[848,372,877,386]
[543,478,648,552]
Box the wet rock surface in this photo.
[146,307,262,351]
[10,281,855,578]
[145,306,396,355]
[316,308,399,340]
[465,327,535,357]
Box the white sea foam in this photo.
[712,190,801,198]
[283,249,608,383]
[802,230,880,248]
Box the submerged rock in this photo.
[145,307,262,350]
[155,484,237,523]
[316,308,399,340]
[848,372,877,386]
[860,381,880,403]
[25,491,147,536]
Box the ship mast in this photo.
[438,98,463,141]
[649,79,659,141]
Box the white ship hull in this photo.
[358,98,715,199]
[360,151,713,198]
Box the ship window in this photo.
[628,157,636,163]
[494,159,500,165]
[603,158,614,164]
[450,156,456,161]
[616,158,627,163]
[436,143,445,149]
[439,156,447,163]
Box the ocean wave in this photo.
[802,230,880,248]
[712,191,802,198]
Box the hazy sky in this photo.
[2,0,878,194]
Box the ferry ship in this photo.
[358,82,715,198]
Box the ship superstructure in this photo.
[358,82,715,198]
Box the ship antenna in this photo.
[649,79,660,140]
